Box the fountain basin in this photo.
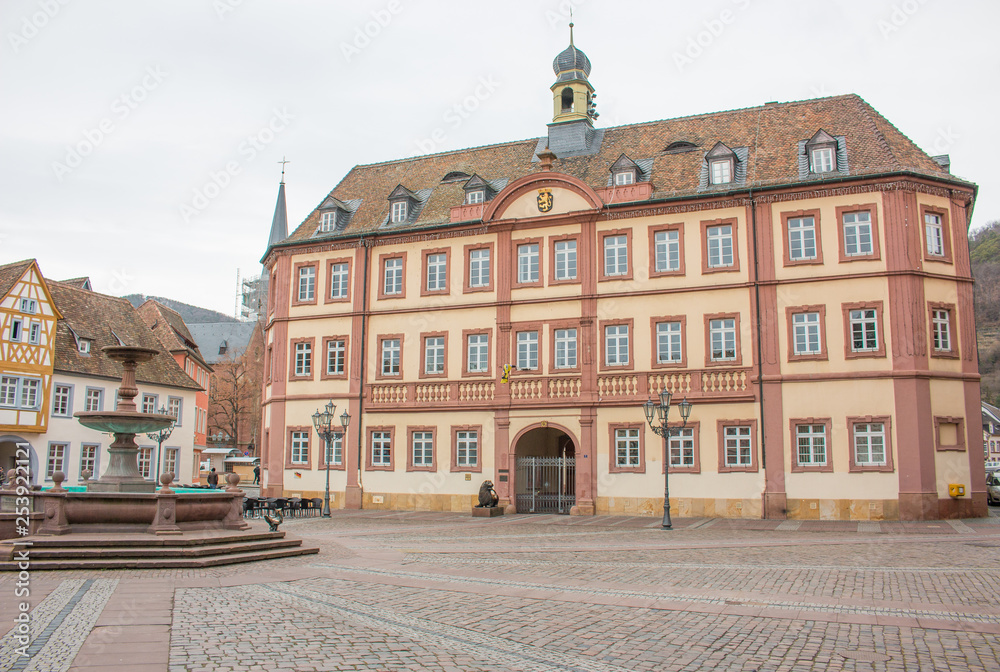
[75,410,175,434]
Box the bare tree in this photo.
[207,326,264,454]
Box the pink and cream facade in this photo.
[260,40,982,520]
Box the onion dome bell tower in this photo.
[550,22,597,125]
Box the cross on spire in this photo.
[278,156,290,183]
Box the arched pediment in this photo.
[482,172,603,223]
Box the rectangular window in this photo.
[163,447,178,477]
[0,376,16,406]
[843,211,873,257]
[391,201,408,223]
[384,257,404,295]
[85,388,103,412]
[709,319,737,362]
[456,430,478,467]
[46,443,66,478]
[28,323,40,345]
[554,240,577,281]
[724,425,752,467]
[141,393,158,414]
[850,309,879,352]
[20,379,39,409]
[329,262,349,299]
[614,170,635,186]
[517,243,539,284]
[603,235,628,276]
[710,159,731,185]
[381,338,401,376]
[10,318,22,342]
[52,384,72,416]
[412,431,434,467]
[467,334,489,373]
[167,397,182,425]
[290,431,309,464]
[320,211,336,232]
[707,225,734,268]
[796,424,827,466]
[811,147,834,173]
[615,428,641,467]
[138,447,152,479]
[424,336,445,374]
[469,248,490,288]
[80,444,98,476]
[426,253,447,292]
[371,431,392,466]
[656,321,683,364]
[294,342,312,376]
[669,428,695,468]
[78,338,91,354]
[466,190,484,204]
[853,423,886,466]
[788,216,817,261]
[925,213,944,256]
[297,266,315,302]
[326,339,346,376]
[654,230,680,273]
[554,328,577,369]
[516,331,539,371]
[20,298,37,314]
[792,312,822,355]
[932,309,951,352]
[605,324,629,366]
[326,432,343,466]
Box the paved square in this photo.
[2,511,999,671]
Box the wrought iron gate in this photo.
[515,456,576,514]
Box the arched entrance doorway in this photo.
[0,436,38,486]
[513,425,576,514]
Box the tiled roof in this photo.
[283,94,967,244]
[48,282,201,391]
[137,300,212,372]
[0,259,34,299]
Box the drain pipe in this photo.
[750,188,766,472]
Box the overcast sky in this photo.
[1,0,996,316]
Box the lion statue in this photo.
[476,480,499,508]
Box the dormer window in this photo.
[79,339,91,355]
[609,154,643,187]
[805,129,839,174]
[461,175,496,206]
[705,142,737,186]
[391,201,408,223]
[664,141,698,154]
[320,211,337,232]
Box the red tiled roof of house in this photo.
[283,94,965,244]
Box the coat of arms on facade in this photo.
[536,189,554,213]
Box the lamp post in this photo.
[312,401,351,517]
[145,406,176,485]
[643,390,693,530]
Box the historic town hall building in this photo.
[259,30,983,520]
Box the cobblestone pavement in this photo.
[1,510,999,671]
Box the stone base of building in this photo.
[596,496,763,519]
[786,498,899,521]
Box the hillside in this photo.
[122,294,238,324]
[972,221,1000,404]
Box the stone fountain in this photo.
[76,346,175,493]
[0,345,318,568]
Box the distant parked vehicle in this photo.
[988,472,1000,506]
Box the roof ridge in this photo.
[48,279,131,303]
[0,258,35,271]
[353,137,541,170]
[851,96,901,170]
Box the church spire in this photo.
[266,173,288,251]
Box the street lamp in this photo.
[642,390,693,530]
[312,401,351,517]
[145,406,176,485]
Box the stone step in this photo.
[26,538,304,559]
[10,530,286,548]
[0,544,319,570]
